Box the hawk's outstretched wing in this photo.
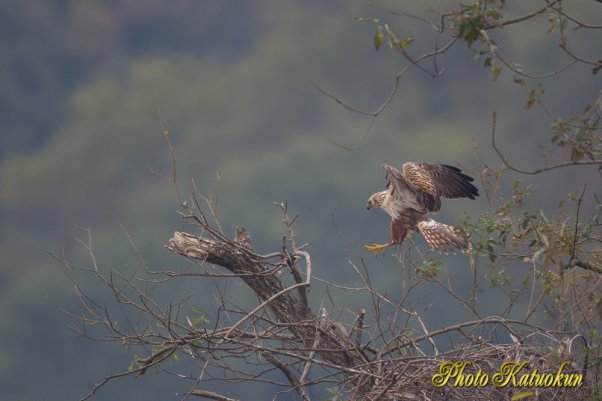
[402,162,479,212]
[381,164,427,215]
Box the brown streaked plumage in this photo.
[365,162,479,254]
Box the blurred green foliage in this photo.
[0,1,599,400]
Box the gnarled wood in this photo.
[167,229,372,387]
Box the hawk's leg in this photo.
[363,242,393,256]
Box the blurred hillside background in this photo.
[0,1,600,400]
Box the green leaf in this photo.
[571,146,584,161]
[486,10,502,20]
[491,63,502,80]
[373,27,384,50]
[524,84,543,110]
[128,355,140,372]
[487,243,496,262]
[547,15,560,35]
[456,16,484,46]
[511,391,534,400]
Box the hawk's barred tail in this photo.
[416,218,472,255]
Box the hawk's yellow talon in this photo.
[364,243,392,253]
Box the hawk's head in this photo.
[367,191,387,210]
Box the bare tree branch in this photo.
[491,111,602,174]
[187,390,241,401]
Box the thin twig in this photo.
[186,390,241,401]
[264,353,310,401]
[491,111,602,174]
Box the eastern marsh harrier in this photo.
[365,162,479,254]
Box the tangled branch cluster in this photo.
[164,207,596,401]
[56,196,598,400]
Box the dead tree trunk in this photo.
[167,228,373,392]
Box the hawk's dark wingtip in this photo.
[441,164,480,199]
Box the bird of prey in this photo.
[365,162,479,254]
